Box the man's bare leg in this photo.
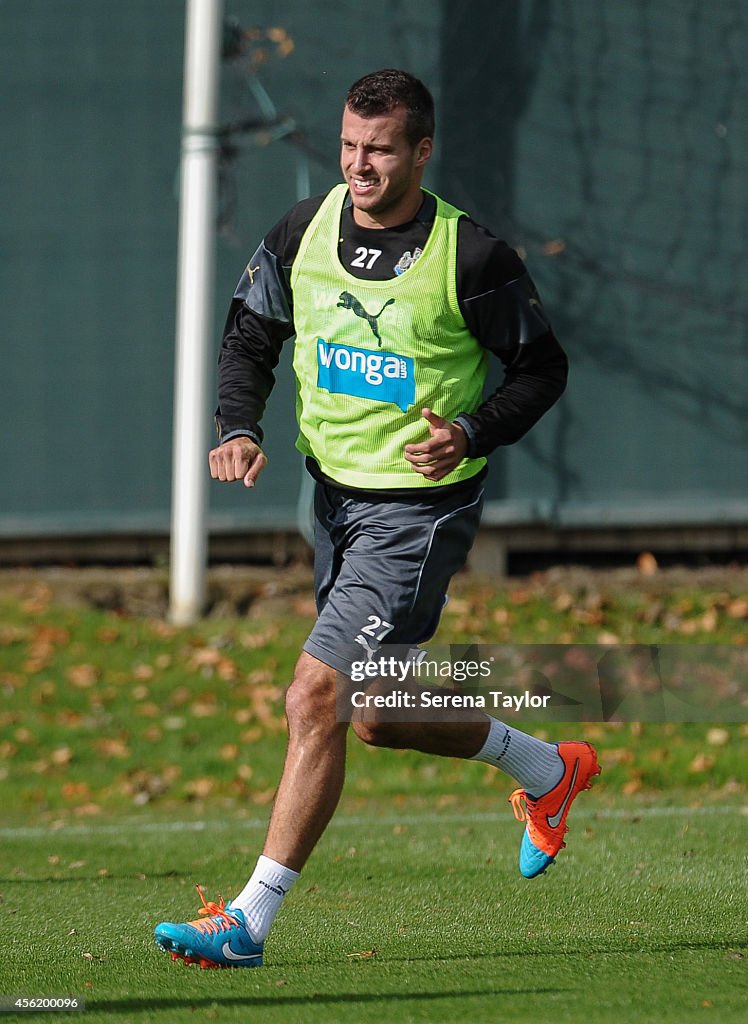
[262,652,349,871]
[262,657,495,870]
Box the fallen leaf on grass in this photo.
[240,625,280,650]
[597,630,620,644]
[726,599,748,619]
[345,949,376,959]
[706,728,730,747]
[184,777,215,799]
[188,648,238,680]
[67,664,100,688]
[96,738,130,759]
[0,624,28,646]
[121,768,174,805]
[191,699,219,719]
[688,753,716,773]
[553,592,574,612]
[73,804,102,817]
[603,748,634,766]
[701,608,719,632]
[167,685,191,707]
[251,787,276,807]
[149,620,178,640]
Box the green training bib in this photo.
[290,184,488,489]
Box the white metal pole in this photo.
[169,0,224,625]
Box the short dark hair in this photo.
[346,69,435,146]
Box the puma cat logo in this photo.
[337,291,395,347]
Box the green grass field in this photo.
[1,796,745,1023]
[1,568,746,1021]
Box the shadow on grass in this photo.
[91,988,568,1014]
[0,872,181,884]
[388,938,746,963]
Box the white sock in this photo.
[231,855,300,942]
[471,718,564,796]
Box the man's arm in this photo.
[454,329,569,458]
[215,286,291,447]
[454,220,569,458]
[213,195,326,474]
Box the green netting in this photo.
[2,1,746,536]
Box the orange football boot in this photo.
[510,740,601,878]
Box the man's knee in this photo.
[284,652,339,731]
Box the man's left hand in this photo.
[403,408,468,482]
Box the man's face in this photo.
[340,104,432,228]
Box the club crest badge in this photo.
[393,247,423,276]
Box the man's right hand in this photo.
[208,436,267,489]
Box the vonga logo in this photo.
[316,339,415,412]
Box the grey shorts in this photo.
[303,477,485,675]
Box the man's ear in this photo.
[415,137,433,167]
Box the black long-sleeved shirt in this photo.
[216,189,568,478]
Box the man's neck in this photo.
[344,189,422,229]
[350,189,426,230]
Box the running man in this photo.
[155,69,599,969]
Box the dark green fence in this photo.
[3,1,746,543]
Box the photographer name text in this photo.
[350,689,551,711]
